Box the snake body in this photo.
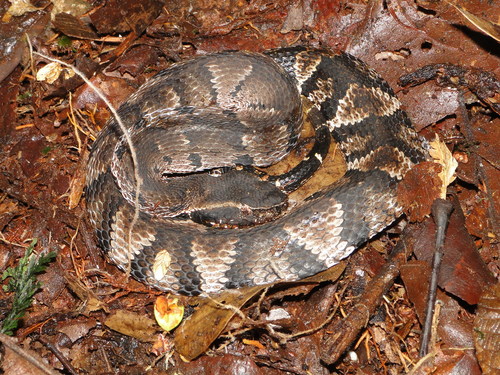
[86,47,428,295]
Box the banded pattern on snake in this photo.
[86,47,428,295]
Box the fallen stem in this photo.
[320,227,416,364]
[0,333,59,375]
[419,198,453,356]
[37,335,79,375]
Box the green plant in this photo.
[1,239,56,335]
[57,35,72,48]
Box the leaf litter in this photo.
[0,0,498,374]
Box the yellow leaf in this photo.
[154,296,185,332]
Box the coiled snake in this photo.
[86,47,428,295]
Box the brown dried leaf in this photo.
[400,260,430,322]
[371,326,401,364]
[397,161,442,221]
[87,0,164,35]
[52,12,99,40]
[104,310,158,342]
[174,354,264,375]
[268,262,346,301]
[72,73,136,111]
[474,282,500,375]
[2,347,48,375]
[107,45,159,77]
[65,277,108,314]
[174,285,265,361]
[451,3,500,42]
[174,263,345,361]
[57,317,97,343]
[411,197,496,305]
[68,148,89,209]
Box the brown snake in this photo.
[86,47,428,295]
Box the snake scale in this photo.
[86,47,428,295]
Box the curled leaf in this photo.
[429,134,458,199]
[154,296,185,332]
[36,62,75,84]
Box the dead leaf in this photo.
[174,285,265,361]
[65,277,108,314]
[173,354,264,375]
[2,0,40,22]
[474,282,500,375]
[57,317,97,343]
[174,263,345,361]
[52,12,99,40]
[105,310,158,342]
[68,148,89,209]
[154,296,185,332]
[87,0,164,35]
[429,134,458,199]
[400,260,431,323]
[451,3,500,42]
[411,197,496,305]
[397,161,442,221]
[36,62,75,85]
[2,345,53,375]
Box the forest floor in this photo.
[0,0,498,374]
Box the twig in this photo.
[203,284,346,345]
[320,228,416,364]
[37,336,79,375]
[0,333,59,375]
[419,198,453,356]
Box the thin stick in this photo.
[37,336,79,375]
[31,46,142,276]
[321,228,416,365]
[0,333,59,375]
[419,198,453,356]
